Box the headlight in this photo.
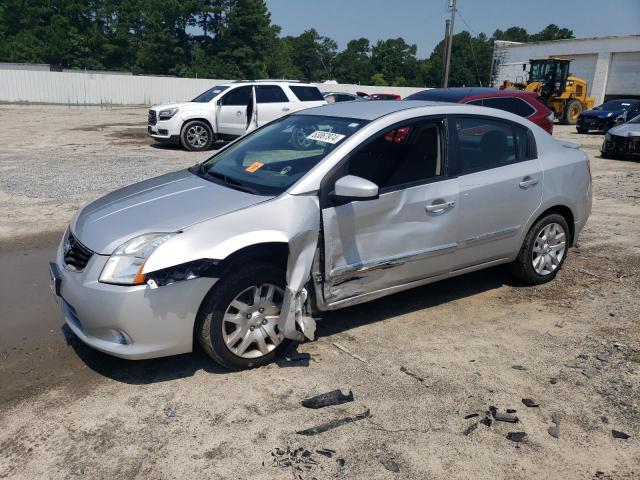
[159,108,178,120]
[607,112,613,118]
[99,233,175,285]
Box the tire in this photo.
[508,214,570,285]
[561,99,582,125]
[180,120,214,151]
[576,127,588,134]
[195,262,290,370]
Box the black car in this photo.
[577,99,640,133]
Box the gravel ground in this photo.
[0,106,639,479]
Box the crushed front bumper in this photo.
[602,134,640,157]
[50,235,216,359]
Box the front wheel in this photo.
[180,120,214,151]
[562,99,582,125]
[508,214,569,285]
[195,263,290,370]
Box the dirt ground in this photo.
[0,106,639,479]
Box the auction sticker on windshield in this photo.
[245,161,264,173]
[306,130,346,144]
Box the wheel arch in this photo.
[214,242,290,279]
[529,205,575,245]
[181,117,215,134]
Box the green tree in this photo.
[334,38,372,84]
[371,38,420,86]
[216,0,279,78]
[371,72,387,86]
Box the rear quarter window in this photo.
[290,86,325,102]
[481,97,536,117]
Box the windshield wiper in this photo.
[205,171,261,195]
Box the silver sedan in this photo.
[49,101,592,369]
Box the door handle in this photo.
[282,107,290,112]
[426,200,456,214]
[236,110,243,116]
[519,176,539,189]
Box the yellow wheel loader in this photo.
[502,58,595,125]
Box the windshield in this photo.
[195,114,367,195]
[594,100,635,111]
[529,62,551,82]
[191,86,229,103]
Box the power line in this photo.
[454,6,483,87]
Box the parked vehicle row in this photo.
[52,100,591,370]
[576,99,640,133]
[601,113,640,159]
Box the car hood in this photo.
[581,109,623,119]
[608,122,640,138]
[72,169,273,254]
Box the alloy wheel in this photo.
[532,222,566,275]
[187,125,209,148]
[222,284,284,359]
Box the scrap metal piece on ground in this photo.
[512,365,527,371]
[463,423,478,436]
[301,389,354,409]
[480,416,492,427]
[548,425,560,438]
[296,410,371,436]
[522,398,539,408]
[464,413,479,419]
[316,448,335,458]
[506,431,527,443]
[612,430,630,440]
[494,412,519,423]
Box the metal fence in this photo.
[0,69,425,106]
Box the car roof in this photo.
[295,100,454,121]
[408,87,536,102]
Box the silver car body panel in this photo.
[72,169,273,254]
[607,121,640,138]
[56,100,592,359]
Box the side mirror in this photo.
[216,99,222,106]
[332,175,379,202]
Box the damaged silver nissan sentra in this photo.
[49,101,592,369]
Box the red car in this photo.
[405,87,554,134]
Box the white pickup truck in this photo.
[147,81,327,151]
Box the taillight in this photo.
[546,112,555,122]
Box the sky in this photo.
[265,0,640,58]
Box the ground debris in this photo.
[582,368,600,379]
[464,413,479,419]
[612,430,630,440]
[512,365,527,371]
[316,448,335,458]
[506,431,527,443]
[380,458,400,473]
[270,446,320,476]
[494,412,519,423]
[400,366,425,383]
[332,342,366,363]
[301,389,354,409]
[297,410,371,436]
[463,423,478,436]
[548,425,560,438]
[480,416,492,427]
[522,398,539,408]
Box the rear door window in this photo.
[481,97,536,117]
[453,117,520,174]
[256,85,288,103]
[290,86,325,102]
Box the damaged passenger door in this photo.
[320,118,459,304]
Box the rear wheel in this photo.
[195,263,290,370]
[508,214,569,285]
[181,120,214,151]
[562,99,582,125]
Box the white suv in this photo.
[147,81,326,151]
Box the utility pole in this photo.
[441,19,450,87]
[442,0,456,88]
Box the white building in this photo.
[491,35,640,104]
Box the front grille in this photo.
[63,231,93,272]
[148,109,157,125]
